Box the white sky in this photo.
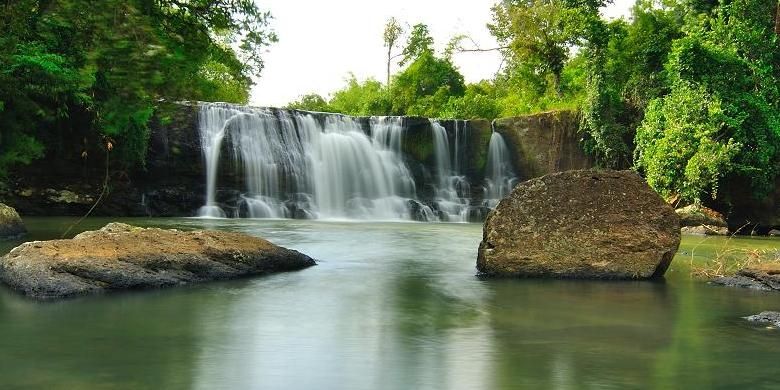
[250,0,635,107]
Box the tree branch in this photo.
[458,46,510,53]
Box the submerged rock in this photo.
[0,203,26,239]
[477,170,681,279]
[0,223,315,299]
[744,311,780,327]
[712,263,780,292]
[710,275,773,291]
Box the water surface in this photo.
[1,218,779,389]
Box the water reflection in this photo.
[0,218,779,389]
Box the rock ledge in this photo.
[0,223,315,299]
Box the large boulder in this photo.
[0,203,26,239]
[0,223,315,299]
[477,170,681,279]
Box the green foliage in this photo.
[286,94,334,113]
[440,82,501,120]
[399,24,435,67]
[330,77,392,116]
[634,0,780,203]
[390,51,466,116]
[275,1,780,207]
[489,0,571,94]
[578,1,687,168]
[635,84,739,201]
[0,0,275,175]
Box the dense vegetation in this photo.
[1,0,778,207]
[288,0,780,205]
[0,0,276,175]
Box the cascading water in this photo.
[197,103,426,220]
[197,103,518,222]
[430,120,471,222]
[484,130,518,208]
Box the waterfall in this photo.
[430,120,470,222]
[197,103,426,220]
[197,103,517,222]
[484,130,518,208]
[197,105,234,218]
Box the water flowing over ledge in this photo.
[197,102,518,222]
[0,103,594,220]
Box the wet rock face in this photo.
[744,312,780,327]
[477,170,681,279]
[0,203,26,239]
[0,223,315,299]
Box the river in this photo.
[1,217,779,389]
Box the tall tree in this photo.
[488,0,571,95]
[775,0,780,34]
[383,17,404,86]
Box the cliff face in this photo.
[1,103,205,217]
[3,103,776,229]
[494,110,592,180]
[1,104,586,219]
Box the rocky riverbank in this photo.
[0,222,315,299]
[711,263,780,291]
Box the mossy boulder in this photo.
[493,110,591,180]
[477,170,681,279]
[0,203,26,239]
[0,223,315,299]
[676,205,728,235]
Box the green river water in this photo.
[1,217,779,389]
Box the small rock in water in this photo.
[711,275,772,291]
[744,311,780,327]
[0,203,26,239]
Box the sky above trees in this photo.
[250,0,634,106]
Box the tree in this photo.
[441,82,502,120]
[775,1,780,34]
[399,24,435,67]
[488,0,571,96]
[286,94,333,113]
[383,17,404,86]
[634,0,780,203]
[0,0,277,175]
[390,51,466,116]
[329,76,391,116]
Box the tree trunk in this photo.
[386,46,392,87]
[775,1,780,35]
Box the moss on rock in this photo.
[0,203,26,239]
